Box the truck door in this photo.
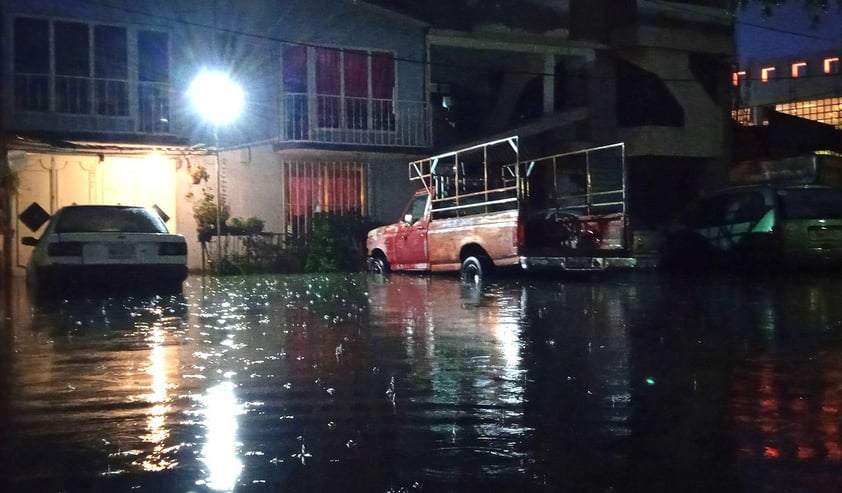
[393,192,430,269]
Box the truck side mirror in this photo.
[403,214,414,224]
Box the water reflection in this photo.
[723,276,842,493]
[9,283,193,486]
[367,275,529,488]
[518,278,637,491]
[139,325,176,472]
[7,273,842,491]
[199,381,244,491]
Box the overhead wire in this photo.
[58,0,784,83]
[22,1,842,92]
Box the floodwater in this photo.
[3,272,842,492]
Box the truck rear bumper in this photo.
[519,256,637,271]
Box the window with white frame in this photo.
[281,43,395,138]
[12,16,170,132]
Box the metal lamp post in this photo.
[188,70,244,272]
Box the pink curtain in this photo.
[371,52,394,129]
[343,50,368,98]
[316,47,340,127]
[286,175,319,216]
[370,52,394,99]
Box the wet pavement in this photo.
[3,271,842,492]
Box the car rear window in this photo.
[778,189,842,220]
[55,207,168,233]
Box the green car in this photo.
[662,184,842,270]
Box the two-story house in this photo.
[2,0,430,273]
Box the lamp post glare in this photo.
[188,70,243,273]
[189,71,244,126]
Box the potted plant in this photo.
[190,190,230,240]
[188,163,210,185]
[186,161,229,242]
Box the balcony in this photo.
[280,93,430,149]
[11,73,173,136]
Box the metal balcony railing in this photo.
[12,72,172,135]
[12,75,432,147]
[281,93,430,148]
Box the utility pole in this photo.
[0,129,8,283]
[0,0,10,283]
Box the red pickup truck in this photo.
[366,137,636,281]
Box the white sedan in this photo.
[22,205,188,296]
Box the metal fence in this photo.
[282,93,430,147]
[14,73,171,134]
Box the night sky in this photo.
[736,2,842,63]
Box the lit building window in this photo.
[825,57,840,74]
[731,107,752,125]
[776,97,842,129]
[791,62,807,78]
[761,67,776,82]
[732,70,747,86]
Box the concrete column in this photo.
[543,54,556,115]
[0,133,9,281]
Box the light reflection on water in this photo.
[198,381,244,491]
[5,273,842,491]
[140,325,175,472]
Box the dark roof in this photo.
[734,111,842,161]
[7,131,202,156]
[363,0,566,32]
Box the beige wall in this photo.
[10,144,424,276]
[11,151,198,275]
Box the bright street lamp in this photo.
[189,71,245,127]
[188,70,244,272]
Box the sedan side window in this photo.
[726,192,767,223]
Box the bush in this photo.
[225,216,265,235]
[211,234,305,275]
[305,212,376,273]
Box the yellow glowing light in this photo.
[761,67,776,82]
[200,381,244,491]
[140,326,177,472]
[791,62,807,78]
[146,152,167,168]
[825,57,839,74]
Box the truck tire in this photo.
[460,256,487,284]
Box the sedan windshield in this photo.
[55,207,168,233]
